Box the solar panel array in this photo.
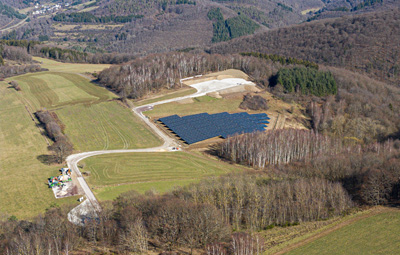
[159,112,270,144]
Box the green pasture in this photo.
[0,81,80,219]
[9,72,115,110]
[0,60,161,218]
[287,210,400,255]
[55,101,161,151]
[82,152,240,201]
[33,57,110,73]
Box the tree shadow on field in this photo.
[37,154,58,165]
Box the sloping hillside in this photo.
[210,9,400,85]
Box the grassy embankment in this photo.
[0,58,160,218]
[82,151,242,201]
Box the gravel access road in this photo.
[67,78,255,224]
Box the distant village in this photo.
[32,2,71,16]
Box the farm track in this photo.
[0,17,28,32]
[66,78,256,223]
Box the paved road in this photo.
[66,78,255,220]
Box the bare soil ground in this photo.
[182,69,249,86]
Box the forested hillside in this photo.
[210,9,400,85]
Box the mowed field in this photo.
[286,209,400,255]
[0,59,160,218]
[56,102,160,151]
[0,82,80,219]
[82,152,241,201]
[10,68,161,151]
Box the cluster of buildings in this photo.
[32,2,67,16]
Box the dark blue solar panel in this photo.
[158,112,270,144]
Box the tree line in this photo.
[35,110,73,163]
[0,171,352,254]
[240,52,319,69]
[218,129,343,167]
[217,129,400,206]
[97,52,291,99]
[53,12,144,23]
[0,64,46,79]
[0,39,137,64]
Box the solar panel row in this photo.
[159,112,270,144]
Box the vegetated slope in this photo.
[210,9,400,85]
[0,0,328,55]
[0,2,26,29]
[0,78,80,219]
[310,0,400,21]
[287,209,400,255]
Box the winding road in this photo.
[66,78,255,224]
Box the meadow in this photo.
[56,101,161,151]
[0,59,160,218]
[0,81,80,219]
[9,61,161,151]
[286,209,400,255]
[82,152,241,201]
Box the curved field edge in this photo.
[9,72,116,110]
[81,151,243,201]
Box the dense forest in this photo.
[0,2,26,20]
[210,9,400,86]
[207,8,260,42]
[53,12,144,23]
[274,67,337,96]
[217,130,400,206]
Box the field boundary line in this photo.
[272,207,391,255]
[17,95,51,146]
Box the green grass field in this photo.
[82,152,241,201]
[145,95,243,118]
[0,82,81,219]
[11,72,115,110]
[33,57,110,73]
[0,60,161,218]
[56,101,161,151]
[287,210,400,255]
[7,69,161,152]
